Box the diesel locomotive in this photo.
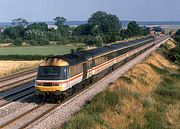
[35,36,155,100]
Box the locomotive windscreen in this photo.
[37,66,68,80]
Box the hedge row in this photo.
[0,54,54,60]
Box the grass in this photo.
[61,39,180,129]
[0,60,39,77]
[0,45,76,55]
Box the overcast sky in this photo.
[0,0,179,22]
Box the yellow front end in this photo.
[35,57,69,96]
[35,85,63,92]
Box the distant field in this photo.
[0,45,76,55]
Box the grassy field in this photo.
[61,39,180,129]
[0,60,39,77]
[0,45,76,55]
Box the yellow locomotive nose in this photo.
[35,85,62,92]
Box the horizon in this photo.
[1,20,180,23]
[0,0,180,22]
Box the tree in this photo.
[88,11,121,35]
[73,23,92,36]
[12,18,28,26]
[73,11,121,44]
[175,29,180,35]
[141,26,150,35]
[54,17,67,28]
[3,26,25,39]
[174,29,180,43]
[26,22,48,31]
[126,21,141,37]
[24,29,47,40]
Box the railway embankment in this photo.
[61,39,180,129]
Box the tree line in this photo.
[0,11,150,47]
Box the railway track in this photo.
[0,103,45,129]
[0,68,37,82]
[0,79,95,129]
[0,68,37,91]
[0,101,62,129]
[0,86,35,108]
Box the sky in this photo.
[0,0,179,22]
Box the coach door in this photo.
[82,63,87,80]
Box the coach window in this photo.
[87,60,93,69]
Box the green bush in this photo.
[0,38,13,44]
[13,38,23,46]
[84,36,103,46]
[168,47,180,63]
[26,40,38,46]
[37,38,49,46]
[174,35,180,42]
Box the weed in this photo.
[142,99,151,108]
[129,123,143,129]
[104,91,120,109]
[144,111,166,129]
[132,91,141,100]
[62,113,95,129]
[119,76,132,84]
[155,80,180,104]
[84,93,106,114]
[149,64,169,74]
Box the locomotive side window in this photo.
[69,63,83,77]
[60,67,68,79]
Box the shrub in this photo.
[168,47,180,63]
[0,37,13,43]
[84,36,103,46]
[26,40,38,46]
[174,35,180,42]
[76,47,84,52]
[13,38,23,46]
[37,38,49,46]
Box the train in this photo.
[34,36,155,101]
